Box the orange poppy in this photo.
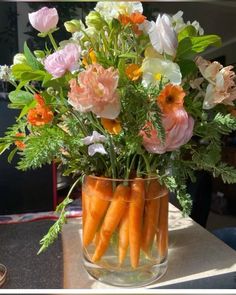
[119,12,146,35]
[125,64,142,81]
[101,118,122,135]
[15,133,26,150]
[27,93,53,126]
[157,84,186,113]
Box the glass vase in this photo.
[82,175,169,287]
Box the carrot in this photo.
[118,207,130,265]
[156,192,169,259]
[129,178,145,268]
[82,177,94,230]
[141,179,161,255]
[92,184,130,262]
[83,178,113,247]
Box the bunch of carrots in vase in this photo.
[0,2,236,260]
[82,176,168,268]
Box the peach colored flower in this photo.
[196,56,236,109]
[140,108,194,154]
[68,64,120,119]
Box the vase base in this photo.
[83,257,168,288]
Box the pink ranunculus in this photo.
[140,108,194,154]
[44,44,81,78]
[68,64,120,119]
[28,7,59,33]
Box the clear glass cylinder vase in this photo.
[82,175,169,287]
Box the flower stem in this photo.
[48,33,58,51]
[108,135,117,179]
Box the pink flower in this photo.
[140,108,194,154]
[28,7,58,33]
[196,56,236,109]
[44,44,81,78]
[68,64,120,119]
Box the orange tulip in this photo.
[125,64,142,81]
[101,118,121,135]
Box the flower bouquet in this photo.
[1,1,236,287]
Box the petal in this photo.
[88,143,107,156]
[82,131,106,145]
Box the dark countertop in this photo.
[0,220,63,289]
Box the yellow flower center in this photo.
[154,73,162,81]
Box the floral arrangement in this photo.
[1,2,236,253]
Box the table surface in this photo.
[62,204,236,289]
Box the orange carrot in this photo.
[156,192,169,259]
[141,179,161,255]
[83,178,113,247]
[129,178,145,268]
[92,184,130,262]
[118,207,130,265]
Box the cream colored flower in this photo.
[95,1,143,22]
[141,57,182,87]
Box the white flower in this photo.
[0,65,12,82]
[144,14,178,57]
[88,143,107,156]
[141,57,182,87]
[82,131,106,145]
[95,1,143,22]
[172,10,204,35]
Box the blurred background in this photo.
[0,1,235,232]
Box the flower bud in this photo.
[34,50,45,59]
[28,7,58,33]
[85,11,106,30]
[13,53,27,65]
[64,19,82,33]
[84,41,90,48]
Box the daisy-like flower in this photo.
[141,57,182,87]
[157,84,185,113]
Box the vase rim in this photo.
[86,174,163,182]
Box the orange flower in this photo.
[157,84,185,113]
[125,64,142,81]
[129,13,146,24]
[101,118,122,135]
[119,13,146,35]
[27,93,53,126]
[15,133,26,150]
[82,49,97,67]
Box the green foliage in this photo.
[177,34,221,59]
[24,42,44,70]
[17,125,66,170]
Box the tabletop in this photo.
[62,204,236,289]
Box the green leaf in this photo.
[0,143,10,155]
[21,70,46,81]
[8,90,34,108]
[119,53,137,59]
[11,64,33,80]
[8,147,18,163]
[24,42,44,70]
[177,34,222,59]
[178,25,197,42]
[178,59,197,78]
[18,100,37,119]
